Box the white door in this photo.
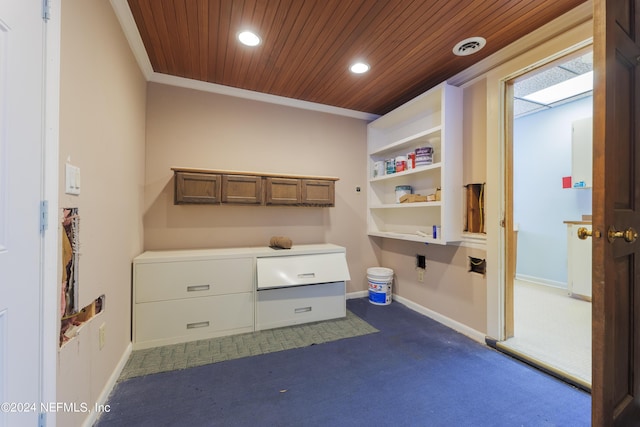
[0,1,46,426]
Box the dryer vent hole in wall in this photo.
[469,257,486,275]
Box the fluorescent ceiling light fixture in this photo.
[238,31,261,46]
[350,62,370,74]
[523,71,593,105]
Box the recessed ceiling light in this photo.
[453,37,486,56]
[350,62,370,74]
[238,31,261,47]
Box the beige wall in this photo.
[144,83,379,292]
[463,79,488,185]
[57,1,146,425]
[143,62,491,337]
[381,240,488,332]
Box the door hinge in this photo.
[40,200,48,234]
[39,412,46,427]
[42,0,50,21]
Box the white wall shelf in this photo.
[368,231,443,244]
[369,163,442,182]
[367,82,463,245]
[370,202,442,209]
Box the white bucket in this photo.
[367,267,393,306]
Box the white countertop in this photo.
[133,243,346,263]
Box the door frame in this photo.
[484,23,593,341]
[502,44,594,341]
[42,2,61,425]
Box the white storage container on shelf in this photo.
[366,81,463,245]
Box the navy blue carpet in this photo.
[95,298,590,426]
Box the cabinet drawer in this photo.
[257,252,350,289]
[135,257,253,303]
[134,292,254,347]
[256,282,345,330]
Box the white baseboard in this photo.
[347,290,368,299]
[82,342,133,427]
[347,291,486,344]
[515,274,567,290]
[392,295,486,344]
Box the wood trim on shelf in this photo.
[171,167,339,182]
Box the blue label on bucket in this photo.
[369,290,388,304]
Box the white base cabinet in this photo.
[133,256,254,350]
[132,244,349,350]
[566,223,592,300]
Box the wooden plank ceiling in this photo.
[128,0,586,115]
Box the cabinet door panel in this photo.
[175,172,221,204]
[567,224,592,299]
[302,179,335,206]
[571,117,593,188]
[265,177,301,205]
[222,174,263,204]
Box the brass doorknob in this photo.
[608,226,638,243]
[577,227,592,240]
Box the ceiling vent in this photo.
[453,37,486,56]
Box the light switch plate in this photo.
[65,163,80,195]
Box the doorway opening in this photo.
[497,47,593,391]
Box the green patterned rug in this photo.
[120,310,378,381]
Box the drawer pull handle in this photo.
[297,273,316,278]
[187,284,210,292]
[186,321,210,329]
[295,307,312,314]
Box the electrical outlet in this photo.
[99,323,106,349]
[417,269,424,282]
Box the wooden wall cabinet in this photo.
[175,172,221,204]
[222,174,263,204]
[265,177,302,205]
[302,179,335,206]
[172,168,337,207]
